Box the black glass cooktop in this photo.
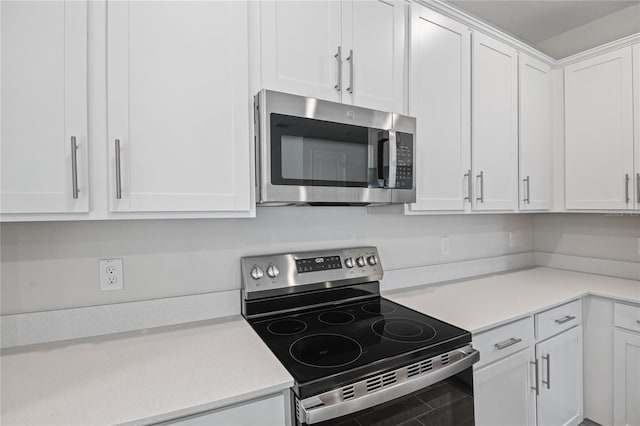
[248,297,470,398]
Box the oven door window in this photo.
[270,113,381,188]
[298,371,474,426]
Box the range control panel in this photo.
[296,255,342,273]
[241,246,382,299]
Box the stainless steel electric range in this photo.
[241,247,480,426]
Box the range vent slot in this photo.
[442,353,450,365]
[420,359,433,373]
[342,385,355,400]
[382,371,397,387]
[366,376,383,392]
[407,363,421,378]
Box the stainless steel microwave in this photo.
[254,90,416,206]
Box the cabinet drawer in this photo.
[535,299,582,341]
[614,303,640,332]
[473,317,534,369]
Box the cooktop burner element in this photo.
[267,319,307,335]
[290,334,362,368]
[361,301,397,314]
[372,318,438,343]
[247,298,469,391]
[318,311,355,325]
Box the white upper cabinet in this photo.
[472,32,519,211]
[107,1,251,213]
[519,53,552,211]
[1,0,88,214]
[564,47,634,210]
[633,44,640,211]
[258,0,406,112]
[407,4,471,212]
[259,1,342,103]
[341,0,406,112]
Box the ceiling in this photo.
[447,0,640,58]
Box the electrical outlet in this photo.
[509,231,519,248]
[441,236,450,256]
[99,258,124,291]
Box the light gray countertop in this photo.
[385,267,640,334]
[1,316,293,426]
[2,267,638,426]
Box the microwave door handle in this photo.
[387,130,397,188]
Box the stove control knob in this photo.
[266,265,280,278]
[250,266,264,280]
[356,257,366,267]
[345,257,354,268]
[367,255,377,266]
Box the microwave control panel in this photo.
[395,132,413,189]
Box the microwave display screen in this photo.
[271,114,377,187]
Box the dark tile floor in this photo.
[579,419,601,426]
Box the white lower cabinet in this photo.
[165,393,286,426]
[613,303,640,426]
[536,326,583,426]
[474,348,537,426]
[474,313,583,426]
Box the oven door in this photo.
[255,90,407,205]
[294,347,479,426]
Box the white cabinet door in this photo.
[614,329,640,426]
[536,326,583,426]
[564,47,634,210]
[107,1,251,213]
[633,44,640,210]
[407,4,471,212]
[342,0,406,113]
[474,349,537,426]
[1,0,88,214]
[472,32,518,211]
[260,1,342,102]
[168,393,286,426]
[519,54,552,211]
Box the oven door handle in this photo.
[298,347,480,425]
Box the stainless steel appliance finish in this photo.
[241,246,479,426]
[254,90,416,206]
[241,246,382,305]
[296,345,479,424]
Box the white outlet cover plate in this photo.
[99,258,124,291]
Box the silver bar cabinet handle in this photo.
[530,359,539,396]
[115,139,122,200]
[542,354,551,389]
[70,136,79,199]
[464,169,472,203]
[334,46,342,92]
[476,171,484,203]
[346,49,354,94]
[637,173,640,204]
[494,337,522,350]
[523,176,530,204]
[555,315,576,325]
[625,173,630,203]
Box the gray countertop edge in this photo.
[120,380,295,426]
